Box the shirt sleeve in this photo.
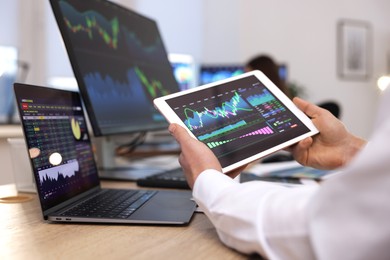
[193,170,319,259]
[192,89,390,259]
[308,113,390,260]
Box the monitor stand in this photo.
[93,131,180,181]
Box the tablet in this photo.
[154,70,319,173]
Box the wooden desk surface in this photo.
[0,182,248,260]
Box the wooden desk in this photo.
[0,182,249,260]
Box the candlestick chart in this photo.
[183,91,253,131]
[64,15,119,49]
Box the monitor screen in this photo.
[278,64,288,82]
[50,0,180,136]
[199,64,288,86]
[168,53,196,91]
[199,65,244,85]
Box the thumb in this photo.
[168,123,191,144]
[293,97,321,119]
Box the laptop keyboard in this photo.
[136,168,190,189]
[61,189,157,219]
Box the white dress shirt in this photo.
[192,89,390,260]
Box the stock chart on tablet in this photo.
[165,75,311,167]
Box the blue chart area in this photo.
[244,88,286,118]
[123,27,166,62]
[245,88,275,106]
[184,92,253,131]
[83,68,151,122]
[200,68,244,85]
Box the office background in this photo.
[1,0,390,184]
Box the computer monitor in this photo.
[49,0,180,137]
[278,63,288,83]
[168,53,196,91]
[199,64,288,86]
[199,64,244,85]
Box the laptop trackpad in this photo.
[129,190,196,224]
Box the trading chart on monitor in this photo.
[199,65,244,85]
[50,0,179,135]
[169,53,196,91]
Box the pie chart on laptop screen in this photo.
[71,118,81,140]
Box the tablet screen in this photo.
[156,71,317,171]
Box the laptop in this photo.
[14,83,196,225]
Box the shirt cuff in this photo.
[193,169,237,204]
[192,169,286,257]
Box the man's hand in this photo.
[291,97,366,170]
[169,124,222,189]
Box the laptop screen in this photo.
[14,84,100,211]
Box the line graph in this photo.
[135,67,169,99]
[64,16,119,49]
[184,91,253,130]
[39,160,79,184]
[59,0,167,59]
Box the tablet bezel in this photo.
[154,70,319,173]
